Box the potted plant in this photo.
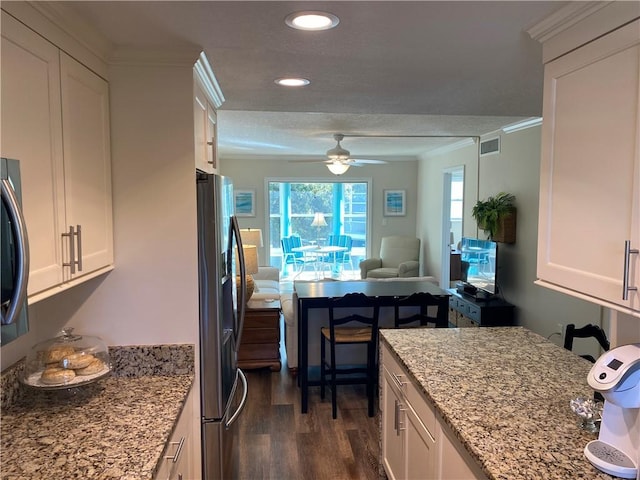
[472,192,516,243]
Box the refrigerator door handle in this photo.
[230,216,247,350]
[226,368,248,428]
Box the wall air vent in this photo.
[479,137,500,156]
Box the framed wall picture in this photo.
[235,189,255,217]
[384,189,406,216]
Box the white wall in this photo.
[418,141,479,282]
[1,61,200,371]
[417,127,605,354]
[220,157,420,266]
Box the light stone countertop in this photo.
[380,327,616,480]
[1,345,194,480]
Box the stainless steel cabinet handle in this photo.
[394,399,400,436]
[391,372,405,389]
[76,224,83,272]
[62,225,82,274]
[623,240,638,300]
[164,436,185,463]
[207,137,216,165]
[397,403,406,432]
[62,226,76,274]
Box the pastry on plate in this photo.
[41,367,76,385]
[44,345,75,364]
[75,357,105,376]
[60,353,95,370]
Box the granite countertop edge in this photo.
[1,344,195,480]
[379,327,613,480]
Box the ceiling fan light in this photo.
[326,146,350,161]
[327,162,350,175]
[285,11,339,31]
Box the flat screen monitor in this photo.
[460,237,498,295]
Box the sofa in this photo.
[250,266,280,301]
[280,276,438,373]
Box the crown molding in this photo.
[194,52,225,109]
[526,2,610,43]
[3,1,112,77]
[527,1,640,63]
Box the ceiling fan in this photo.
[291,133,387,175]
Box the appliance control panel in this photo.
[588,344,640,391]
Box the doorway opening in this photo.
[441,167,464,288]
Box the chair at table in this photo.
[393,292,449,328]
[563,323,610,363]
[325,234,353,272]
[320,292,380,419]
[281,235,310,274]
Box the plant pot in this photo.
[493,209,516,244]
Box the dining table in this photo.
[294,278,450,413]
[291,245,349,278]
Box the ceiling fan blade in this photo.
[350,158,388,165]
[288,159,331,164]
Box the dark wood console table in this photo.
[238,298,281,371]
[447,289,515,327]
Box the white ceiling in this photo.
[59,1,567,162]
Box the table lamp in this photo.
[236,244,259,301]
[240,228,263,263]
[310,212,327,243]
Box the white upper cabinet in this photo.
[1,12,66,295]
[537,19,640,316]
[1,10,114,304]
[193,81,217,173]
[194,53,224,174]
[60,52,113,281]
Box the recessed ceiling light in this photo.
[285,11,339,31]
[274,77,310,87]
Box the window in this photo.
[268,181,369,272]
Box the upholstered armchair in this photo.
[359,235,420,279]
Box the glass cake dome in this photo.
[22,328,111,390]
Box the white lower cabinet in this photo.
[155,386,196,480]
[381,343,487,480]
[382,344,436,480]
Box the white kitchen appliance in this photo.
[585,343,640,479]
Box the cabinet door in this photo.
[405,404,436,480]
[0,12,66,296]
[436,419,487,480]
[537,20,640,312]
[194,81,216,173]
[60,52,113,279]
[382,366,405,480]
[156,387,194,480]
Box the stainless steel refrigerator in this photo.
[196,170,248,479]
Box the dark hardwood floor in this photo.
[235,336,381,480]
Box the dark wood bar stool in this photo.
[393,292,449,328]
[320,292,380,419]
